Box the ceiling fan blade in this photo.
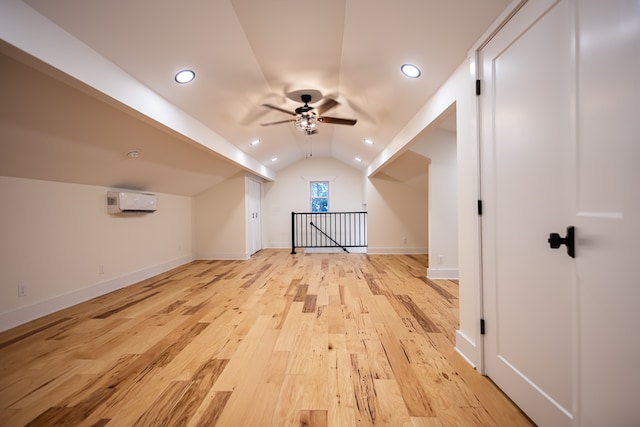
[260,119,296,126]
[315,98,339,115]
[261,103,296,116]
[317,116,358,126]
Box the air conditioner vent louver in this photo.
[107,191,157,214]
[121,210,153,214]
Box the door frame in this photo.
[471,0,529,377]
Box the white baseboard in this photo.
[455,329,480,369]
[366,247,428,254]
[196,252,250,260]
[303,247,367,254]
[304,247,345,254]
[0,255,193,333]
[265,241,291,249]
[427,267,460,280]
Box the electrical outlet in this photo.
[403,237,408,244]
[17,284,27,297]
[437,255,444,265]
[99,265,105,275]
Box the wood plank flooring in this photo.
[0,249,534,426]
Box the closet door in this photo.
[247,179,262,255]
[479,1,576,425]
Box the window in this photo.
[310,181,329,212]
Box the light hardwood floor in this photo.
[0,249,534,426]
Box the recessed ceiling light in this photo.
[126,150,140,158]
[271,157,278,162]
[355,157,362,162]
[175,69,195,84]
[401,64,421,78]
[250,139,260,146]
[364,138,375,145]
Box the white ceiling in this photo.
[0,0,511,196]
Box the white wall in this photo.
[572,1,639,423]
[263,157,365,249]
[411,128,459,279]
[0,176,193,331]
[194,172,248,259]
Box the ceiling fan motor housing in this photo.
[295,94,314,115]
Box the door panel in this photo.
[479,0,575,425]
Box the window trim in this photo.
[303,176,335,213]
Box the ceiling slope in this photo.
[1,0,511,194]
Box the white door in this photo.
[248,179,262,255]
[479,0,576,425]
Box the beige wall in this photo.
[194,172,247,259]
[263,157,365,248]
[411,127,459,278]
[0,176,192,331]
[366,151,429,254]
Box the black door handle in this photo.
[548,226,575,258]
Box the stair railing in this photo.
[291,211,367,254]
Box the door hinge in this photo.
[480,319,485,335]
[476,79,481,96]
[477,200,483,216]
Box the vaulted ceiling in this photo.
[0,0,511,196]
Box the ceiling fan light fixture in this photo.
[401,64,421,78]
[294,113,318,133]
[174,69,195,84]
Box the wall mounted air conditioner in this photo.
[107,191,157,214]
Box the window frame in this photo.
[309,180,330,212]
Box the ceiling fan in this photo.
[260,94,357,135]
